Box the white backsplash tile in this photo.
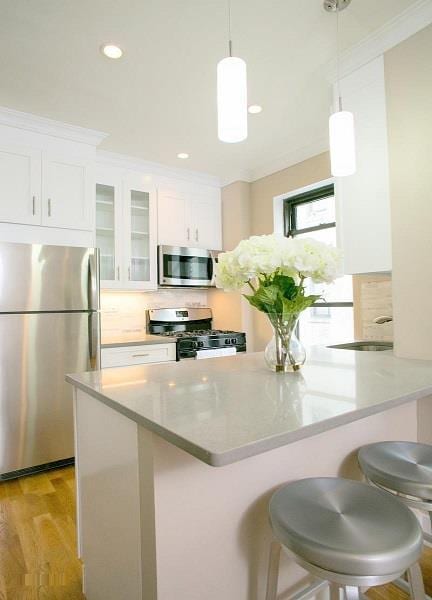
[354,276,393,342]
[101,289,208,343]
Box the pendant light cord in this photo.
[336,1,342,111]
[228,0,232,56]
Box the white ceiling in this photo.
[0,0,421,183]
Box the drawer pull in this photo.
[132,353,150,358]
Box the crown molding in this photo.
[334,0,432,80]
[97,150,221,188]
[0,106,108,146]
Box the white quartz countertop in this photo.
[66,347,432,467]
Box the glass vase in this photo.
[264,313,306,372]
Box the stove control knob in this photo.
[198,341,204,348]
[231,338,237,344]
[225,339,231,344]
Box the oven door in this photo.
[158,246,215,287]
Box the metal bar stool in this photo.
[358,441,432,597]
[265,477,425,600]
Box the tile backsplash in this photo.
[353,274,393,342]
[101,290,208,343]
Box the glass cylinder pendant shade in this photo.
[329,110,356,176]
[217,56,248,143]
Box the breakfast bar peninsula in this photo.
[67,347,432,600]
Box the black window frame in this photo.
[283,184,353,309]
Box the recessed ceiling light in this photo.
[177,153,189,159]
[101,44,123,59]
[248,105,263,114]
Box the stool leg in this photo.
[344,586,360,600]
[407,562,426,600]
[265,541,281,600]
[330,584,340,600]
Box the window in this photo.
[284,184,354,346]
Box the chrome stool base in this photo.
[265,541,425,600]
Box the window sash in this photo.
[283,184,353,310]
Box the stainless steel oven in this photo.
[158,245,218,287]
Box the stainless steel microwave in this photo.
[158,245,218,287]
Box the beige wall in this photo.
[250,152,331,235]
[208,181,254,337]
[385,23,432,361]
[211,153,332,351]
[385,24,432,442]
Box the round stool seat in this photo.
[359,441,432,501]
[269,478,422,577]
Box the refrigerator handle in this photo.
[88,312,101,370]
[88,250,100,311]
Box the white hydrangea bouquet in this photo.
[215,234,342,372]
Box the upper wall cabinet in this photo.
[0,108,107,239]
[336,56,392,274]
[158,185,222,250]
[95,166,157,291]
[0,143,41,226]
[42,151,94,230]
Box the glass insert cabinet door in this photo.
[124,180,157,289]
[95,183,117,282]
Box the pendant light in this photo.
[326,0,356,177]
[217,0,248,143]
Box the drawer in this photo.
[101,343,176,368]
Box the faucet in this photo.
[373,316,393,324]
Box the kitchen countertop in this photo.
[101,334,176,348]
[66,347,432,467]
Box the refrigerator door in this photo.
[0,311,100,475]
[0,242,99,312]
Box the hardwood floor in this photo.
[0,467,83,600]
[0,467,431,599]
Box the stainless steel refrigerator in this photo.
[0,242,100,479]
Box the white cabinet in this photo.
[0,144,94,231]
[157,189,189,247]
[0,143,41,225]
[95,167,157,291]
[158,185,222,250]
[336,56,392,274]
[101,343,176,368]
[124,172,158,290]
[42,152,93,230]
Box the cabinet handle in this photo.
[187,227,190,241]
[132,353,150,358]
[32,196,36,216]
[128,266,131,280]
[195,229,199,242]
[47,198,52,217]
[117,266,120,280]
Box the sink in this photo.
[327,341,393,352]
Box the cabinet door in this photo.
[190,190,222,250]
[42,152,93,230]
[157,188,189,247]
[336,56,391,274]
[123,173,157,290]
[0,144,41,225]
[95,169,123,289]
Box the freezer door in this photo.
[0,311,100,475]
[0,242,99,312]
